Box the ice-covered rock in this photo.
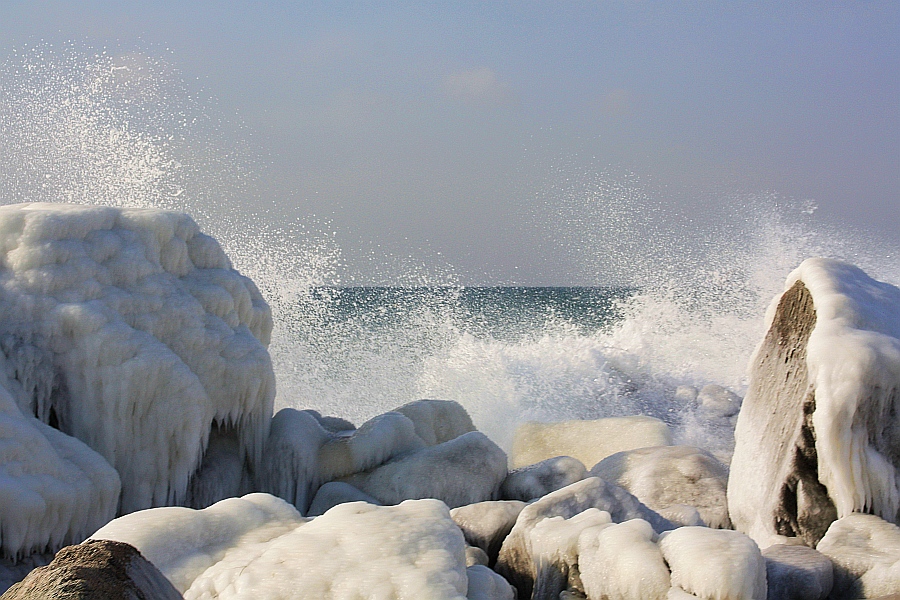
[465,546,490,567]
[578,518,671,600]
[307,481,381,517]
[1,539,182,599]
[659,527,766,600]
[451,501,526,565]
[0,554,52,595]
[465,565,515,600]
[592,445,731,528]
[92,493,471,600]
[697,384,742,418]
[339,431,508,509]
[762,544,832,600]
[816,513,900,599]
[729,259,900,548]
[391,399,476,446]
[528,508,613,600]
[0,203,275,514]
[501,455,588,502]
[510,416,673,470]
[0,360,120,559]
[495,476,673,599]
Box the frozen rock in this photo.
[92,493,472,599]
[0,362,120,558]
[592,445,731,528]
[340,431,508,509]
[451,500,526,564]
[578,518,671,600]
[302,409,355,433]
[510,416,673,469]
[816,513,900,599]
[697,384,742,418]
[501,455,588,502]
[729,259,900,548]
[1,539,181,600]
[185,424,249,509]
[528,508,613,600]
[659,527,766,600]
[0,203,275,513]
[391,399,476,446]
[762,543,832,600]
[0,554,52,595]
[466,565,515,600]
[495,477,673,599]
[307,481,381,517]
[465,546,490,567]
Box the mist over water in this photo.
[2,45,898,460]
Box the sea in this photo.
[2,44,898,463]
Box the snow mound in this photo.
[93,494,471,600]
[0,203,275,513]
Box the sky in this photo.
[0,1,898,285]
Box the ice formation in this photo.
[0,357,120,558]
[762,544,832,600]
[93,494,472,600]
[0,203,275,513]
[501,456,588,502]
[510,416,672,469]
[729,258,900,547]
[816,512,900,598]
[451,501,526,564]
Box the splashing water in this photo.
[2,44,898,460]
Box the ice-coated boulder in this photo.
[510,416,673,470]
[92,494,471,600]
[465,565,515,600]
[591,445,731,528]
[729,259,900,548]
[0,203,275,514]
[465,546,490,567]
[501,455,588,502]
[528,508,613,600]
[816,513,900,599]
[1,539,181,600]
[495,477,673,599]
[391,399,476,446]
[0,361,120,559]
[696,384,742,418]
[577,518,671,600]
[762,544,832,600]
[339,431,508,508]
[307,481,381,517]
[450,500,526,564]
[658,527,767,600]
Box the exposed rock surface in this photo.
[1,539,181,600]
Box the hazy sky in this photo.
[1,1,898,284]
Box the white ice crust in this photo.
[93,494,470,600]
[0,203,274,513]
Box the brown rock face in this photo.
[1,539,181,600]
[728,280,838,547]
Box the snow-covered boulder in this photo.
[501,455,588,502]
[450,501,526,564]
[0,361,120,559]
[307,481,381,517]
[1,539,181,599]
[658,527,767,600]
[391,399,476,446]
[762,544,832,600]
[577,518,671,600]
[92,493,472,600]
[0,203,275,514]
[510,416,673,470]
[592,445,731,528]
[495,477,673,599]
[816,513,900,599]
[729,259,900,548]
[339,431,508,509]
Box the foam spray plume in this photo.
[2,44,898,460]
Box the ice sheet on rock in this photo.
[339,431,507,509]
[816,513,900,599]
[0,203,274,513]
[510,416,672,470]
[592,446,731,528]
[391,399,476,446]
[762,544,832,600]
[578,518,670,600]
[451,501,526,564]
[465,565,515,600]
[501,456,588,502]
[0,360,119,558]
[307,481,382,517]
[658,527,766,600]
